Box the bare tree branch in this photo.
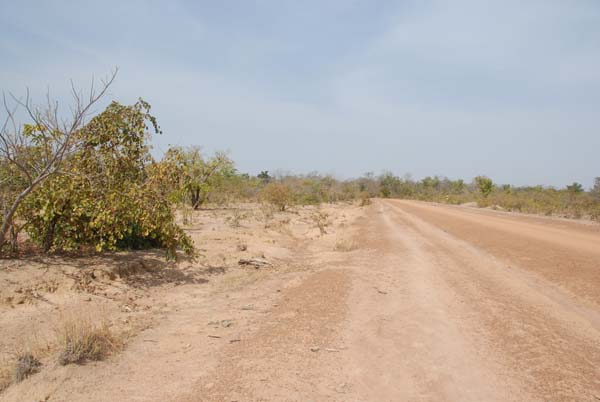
[0,68,118,250]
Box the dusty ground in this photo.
[0,202,361,401]
[1,199,600,401]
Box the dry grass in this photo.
[56,317,122,366]
[226,209,248,228]
[0,326,52,392]
[0,361,10,393]
[311,210,330,236]
[216,268,270,292]
[359,192,371,206]
[0,351,42,393]
[334,238,357,252]
[13,352,41,382]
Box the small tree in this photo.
[262,182,293,211]
[257,170,271,184]
[378,172,400,198]
[592,177,600,199]
[163,146,234,210]
[474,176,494,198]
[450,179,466,194]
[0,71,117,250]
[566,182,583,194]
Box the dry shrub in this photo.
[334,238,357,252]
[359,192,371,206]
[57,317,121,365]
[0,352,42,392]
[0,362,10,393]
[311,210,330,235]
[13,353,41,382]
[226,209,248,228]
[0,327,52,392]
[262,182,293,211]
[260,204,276,227]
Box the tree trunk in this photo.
[9,223,18,253]
[192,189,207,210]
[0,176,47,251]
[43,216,60,252]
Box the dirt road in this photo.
[3,200,599,402]
[186,199,600,402]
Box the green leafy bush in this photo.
[474,176,494,198]
[19,100,194,259]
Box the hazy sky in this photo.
[1,1,599,187]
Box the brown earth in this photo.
[1,199,600,401]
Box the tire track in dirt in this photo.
[390,200,600,306]
[380,200,600,401]
[342,202,529,401]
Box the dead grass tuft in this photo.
[334,238,357,252]
[0,363,10,393]
[57,318,122,365]
[0,351,42,393]
[12,353,41,382]
[226,209,248,228]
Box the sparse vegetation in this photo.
[334,238,357,252]
[0,362,11,392]
[1,68,598,400]
[0,349,43,391]
[227,209,248,228]
[12,353,41,382]
[262,182,294,211]
[56,317,121,366]
[311,210,330,235]
[359,192,372,206]
[348,172,600,221]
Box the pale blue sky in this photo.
[1,1,599,187]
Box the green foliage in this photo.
[474,176,494,198]
[566,182,583,193]
[160,146,235,209]
[0,160,30,251]
[257,171,271,183]
[379,172,401,198]
[342,172,600,221]
[19,100,194,259]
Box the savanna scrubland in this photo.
[1,76,600,401]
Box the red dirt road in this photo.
[187,199,600,401]
[342,200,600,401]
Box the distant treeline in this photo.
[331,172,600,220]
[198,169,600,222]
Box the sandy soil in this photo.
[1,199,599,401]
